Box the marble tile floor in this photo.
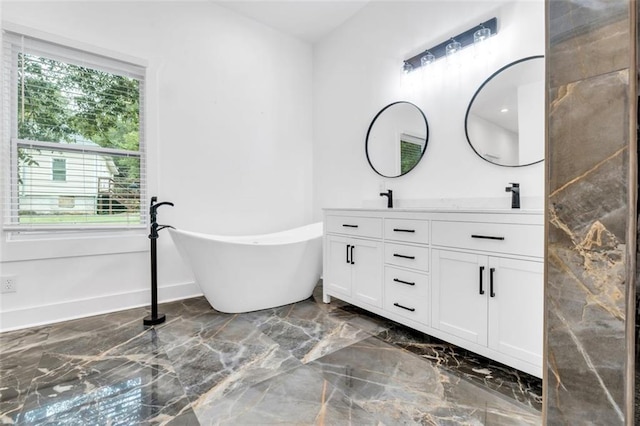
[0,284,542,425]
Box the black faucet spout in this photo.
[380,190,393,208]
[150,201,174,213]
[505,183,520,209]
[149,197,174,239]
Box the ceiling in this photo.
[213,1,370,43]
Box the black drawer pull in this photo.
[479,266,485,295]
[393,278,415,286]
[393,228,415,233]
[350,245,355,265]
[393,254,415,260]
[346,244,350,264]
[471,234,505,241]
[393,303,415,312]
[342,224,359,228]
[490,267,496,297]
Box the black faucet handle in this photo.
[506,183,519,191]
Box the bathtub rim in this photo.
[168,222,323,246]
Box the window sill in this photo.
[1,228,149,262]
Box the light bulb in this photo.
[402,61,414,74]
[420,52,435,67]
[445,39,461,56]
[474,26,492,43]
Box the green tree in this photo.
[17,52,141,188]
[67,65,140,151]
[18,54,74,142]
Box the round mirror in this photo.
[366,102,429,178]
[465,56,544,167]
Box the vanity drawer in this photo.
[325,215,382,238]
[385,266,429,299]
[384,218,429,244]
[431,220,543,257]
[384,286,429,325]
[384,243,429,271]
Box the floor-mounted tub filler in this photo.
[169,222,323,313]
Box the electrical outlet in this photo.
[1,276,17,293]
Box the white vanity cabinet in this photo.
[432,250,543,368]
[382,218,430,325]
[323,208,544,378]
[323,215,383,308]
[324,235,383,307]
[430,214,544,372]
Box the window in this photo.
[399,133,425,175]
[2,31,146,231]
[52,158,66,181]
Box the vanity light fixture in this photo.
[403,17,498,72]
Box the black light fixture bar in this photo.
[404,17,498,71]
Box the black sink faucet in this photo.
[505,183,520,209]
[380,189,393,208]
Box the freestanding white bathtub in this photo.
[169,222,323,313]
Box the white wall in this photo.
[312,1,545,213]
[0,1,313,331]
[518,79,545,164]
[467,113,519,164]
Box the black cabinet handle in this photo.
[342,224,358,228]
[490,267,496,297]
[393,254,415,260]
[471,234,505,241]
[393,228,415,233]
[350,245,355,265]
[393,278,415,286]
[346,244,350,264]
[479,266,485,295]
[393,303,415,312]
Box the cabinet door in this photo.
[487,257,543,367]
[324,236,352,297]
[432,249,488,346]
[351,239,383,308]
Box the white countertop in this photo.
[324,197,544,215]
[323,207,544,214]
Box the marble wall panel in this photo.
[549,0,629,87]
[548,70,628,199]
[546,1,633,424]
[547,155,627,423]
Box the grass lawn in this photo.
[19,213,143,225]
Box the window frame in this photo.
[51,158,67,182]
[2,25,149,234]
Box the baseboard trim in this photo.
[0,281,202,332]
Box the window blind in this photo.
[2,31,146,231]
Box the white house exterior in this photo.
[18,139,119,215]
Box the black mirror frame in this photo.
[365,101,429,178]
[464,55,545,168]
